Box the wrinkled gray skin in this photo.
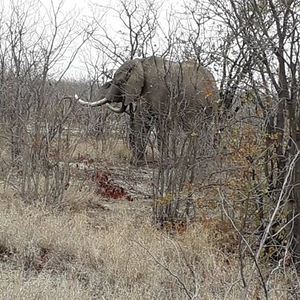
[77,56,219,163]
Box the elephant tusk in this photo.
[74,94,109,107]
[73,94,126,113]
[106,103,127,113]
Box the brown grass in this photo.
[0,130,297,300]
[72,134,158,165]
[72,135,131,164]
[0,186,295,300]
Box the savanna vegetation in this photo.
[0,0,300,299]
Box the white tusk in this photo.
[75,95,109,107]
[106,103,127,113]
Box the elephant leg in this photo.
[155,116,170,157]
[156,125,162,153]
[130,106,152,164]
[156,122,166,156]
[128,104,136,152]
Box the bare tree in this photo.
[0,0,91,204]
[196,0,300,296]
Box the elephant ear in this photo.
[123,59,144,106]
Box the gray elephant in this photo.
[76,56,219,163]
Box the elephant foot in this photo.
[130,153,146,166]
[132,159,146,166]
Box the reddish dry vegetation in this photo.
[90,169,132,201]
[76,153,95,164]
[76,152,132,201]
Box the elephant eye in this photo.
[114,70,128,83]
[114,80,125,88]
[117,79,126,84]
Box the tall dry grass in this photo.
[0,186,295,300]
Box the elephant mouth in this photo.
[106,94,123,103]
[104,94,126,113]
[106,101,127,113]
[96,96,127,113]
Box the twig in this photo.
[131,238,194,299]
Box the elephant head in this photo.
[75,56,219,163]
[76,59,144,113]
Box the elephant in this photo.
[75,56,219,163]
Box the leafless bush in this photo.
[0,0,90,205]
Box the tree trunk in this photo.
[291,137,300,270]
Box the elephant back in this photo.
[141,57,218,122]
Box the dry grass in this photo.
[0,265,90,300]
[72,134,158,165]
[0,130,298,300]
[0,186,296,300]
[72,135,131,164]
